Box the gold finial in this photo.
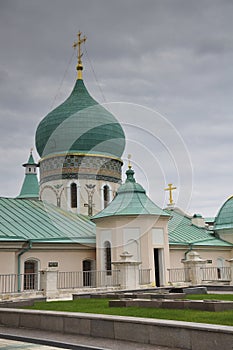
[73,31,87,80]
[127,154,132,169]
[165,183,177,206]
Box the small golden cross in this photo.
[73,31,87,79]
[127,154,132,169]
[165,183,177,205]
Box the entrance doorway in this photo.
[154,249,162,287]
[82,259,95,287]
[24,260,38,290]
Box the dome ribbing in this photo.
[214,196,233,231]
[35,79,125,159]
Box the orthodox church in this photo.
[0,34,232,288]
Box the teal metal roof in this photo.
[24,153,37,166]
[167,208,232,247]
[0,197,96,244]
[92,168,169,219]
[17,174,39,199]
[214,196,233,231]
[35,79,125,159]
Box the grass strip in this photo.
[25,294,233,326]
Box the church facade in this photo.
[1,35,233,290]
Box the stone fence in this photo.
[0,308,232,350]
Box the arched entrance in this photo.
[82,259,95,287]
[24,260,38,290]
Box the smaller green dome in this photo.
[117,168,146,194]
[214,196,233,231]
[92,167,170,219]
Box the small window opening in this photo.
[103,185,110,208]
[104,241,112,275]
[71,183,77,208]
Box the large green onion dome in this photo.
[35,78,125,159]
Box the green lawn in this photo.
[184,293,233,301]
[26,294,233,326]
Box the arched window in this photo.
[82,259,94,287]
[71,183,77,208]
[104,241,112,275]
[24,259,38,290]
[103,185,110,208]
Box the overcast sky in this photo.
[1,0,233,217]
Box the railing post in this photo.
[40,267,59,299]
[112,252,141,289]
[183,251,207,285]
[227,258,233,285]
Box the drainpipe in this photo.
[184,244,193,260]
[17,240,32,292]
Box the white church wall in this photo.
[40,185,58,206]
[97,229,112,271]
[41,178,120,216]
[123,228,140,261]
[20,248,96,273]
[152,228,164,245]
[169,248,185,268]
[218,232,233,244]
[169,246,233,269]
[196,249,232,266]
[0,252,16,274]
[94,215,171,286]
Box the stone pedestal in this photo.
[183,251,207,285]
[40,268,59,299]
[112,251,141,289]
[227,258,233,285]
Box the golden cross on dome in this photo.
[73,31,87,79]
[127,154,132,169]
[165,183,177,205]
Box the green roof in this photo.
[92,168,169,219]
[167,208,232,247]
[214,196,233,231]
[17,174,39,199]
[24,153,37,166]
[0,197,96,244]
[35,79,125,159]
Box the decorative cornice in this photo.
[40,173,121,184]
[39,152,123,164]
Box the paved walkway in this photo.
[0,326,182,350]
[0,338,60,349]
